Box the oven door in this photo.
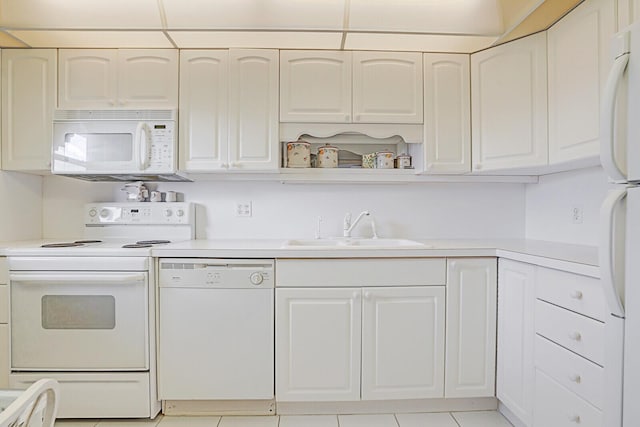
[10,271,148,371]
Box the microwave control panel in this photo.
[147,122,174,171]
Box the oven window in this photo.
[41,295,116,329]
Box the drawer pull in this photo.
[570,290,584,300]
[568,331,582,341]
[568,374,582,383]
[567,414,581,423]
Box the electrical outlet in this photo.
[235,201,252,217]
[571,206,583,224]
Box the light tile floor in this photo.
[55,411,513,427]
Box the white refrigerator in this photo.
[600,21,640,427]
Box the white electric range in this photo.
[6,202,195,419]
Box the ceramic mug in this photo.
[150,191,162,202]
[316,144,339,168]
[165,191,177,202]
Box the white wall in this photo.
[525,166,609,246]
[42,176,527,241]
[0,171,42,241]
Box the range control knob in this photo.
[99,209,110,219]
[164,209,173,217]
[88,208,97,217]
[176,209,185,217]
[250,272,264,286]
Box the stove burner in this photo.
[122,243,153,248]
[136,240,171,245]
[73,240,103,244]
[41,242,85,248]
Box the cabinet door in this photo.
[228,50,279,171]
[276,288,361,402]
[497,260,536,426]
[445,258,497,398]
[423,54,470,174]
[58,49,118,109]
[353,52,423,124]
[361,286,445,400]
[179,50,229,171]
[471,33,548,171]
[280,51,352,123]
[0,324,7,388]
[117,49,178,108]
[1,49,56,171]
[548,0,615,164]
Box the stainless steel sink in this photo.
[281,238,428,249]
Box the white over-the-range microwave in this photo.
[52,109,190,182]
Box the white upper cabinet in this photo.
[361,286,445,400]
[1,49,56,172]
[352,52,423,124]
[471,33,548,171]
[179,49,279,172]
[58,49,178,109]
[423,53,470,174]
[228,49,279,171]
[179,50,229,171]
[547,0,615,164]
[280,51,352,123]
[497,259,536,427]
[280,50,422,124]
[618,0,640,28]
[445,258,497,398]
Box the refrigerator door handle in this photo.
[600,188,627,317]
[600,52,630,183]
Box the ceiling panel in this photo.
[348,0,504,35]
[162,0,346,30]
[0,0,163,29]
[7,31,174,48]
[344,33,497,53]
[169,31,342,49]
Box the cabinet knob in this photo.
[108,101,116,106]
[568,331,582,341]
[567,414,581,423]
[474,163,483,170]
[352,291,360,300]
[568,374,581,383]
[221,163,228,169]
[364,291,371,300]
[570,290,583,300]
[230,162,239,168]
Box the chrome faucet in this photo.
[343,211,372,238]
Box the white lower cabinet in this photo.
[0,257,7,388]
[275,286,445,402]
[445,258,497,398]
[0,324,8,388]
[497,259,536,426]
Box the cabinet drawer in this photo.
[0,285,7,323]
[0,258,7,285]
[535,335,603,409]
[535,300,604,365]
[536,267,605,321]
[276,258,446,287]
[534,370,602,427]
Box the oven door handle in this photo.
[10,272,147,284]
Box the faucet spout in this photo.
[343,211,370,237]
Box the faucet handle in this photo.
[344,212,352,229]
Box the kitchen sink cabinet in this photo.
[275,286,445,402]
[0,257,8,388]
[471,33,548,172]
[423,53,471,174]
[279,50,422,124]
[547,0,615,165]
[496,259,536,427]
[58,49,178,109]
[179,49,279,172]
[1,49,56,172]
[445,258,497,398]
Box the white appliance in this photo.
[157,259,274,402]
[52,109,190,182]
[600,21,640,427]
[7,202,195,419]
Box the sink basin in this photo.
[282,238,427,249]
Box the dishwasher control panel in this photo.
[159,258,274,289]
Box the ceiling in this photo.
[0,0,583,53]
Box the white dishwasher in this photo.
[158,258,274,400]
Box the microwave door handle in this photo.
[600,188,627,317]
[600,52,629,183]
[135,122,150,171]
